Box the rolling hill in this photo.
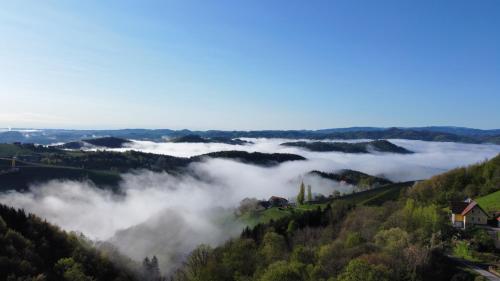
[0,204,138,281]
[310,169,393,188]
[0,144,305,190]
[2,126,500,144]
[281,140,413,154]
[167,134,251,145]
[476,190,500,214]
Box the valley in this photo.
[0,135,499,280]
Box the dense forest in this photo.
[281,140,413,154]
[0,143,305,190]
[56,137,132,149]
[0,204,138,281]
[310,170,393,190]
[192,151,306,166]
[409,154,500,205]
[171,155,500,281]
[0,143,304,173]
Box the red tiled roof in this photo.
[451,200,487,216]
[461,201,477,216]
[460,201,489,217]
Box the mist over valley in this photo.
[1,136,499,275]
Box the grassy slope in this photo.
[240,181,414,226]
[343,181,414,206]
[476,190,500,214]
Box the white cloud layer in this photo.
[0,138,498,273]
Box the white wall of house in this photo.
[464,207,488,227]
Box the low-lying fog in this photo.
[114,138,499,181]
[0,138,499,273]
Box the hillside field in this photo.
[477,190,500,214]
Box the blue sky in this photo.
[0,0,499,130]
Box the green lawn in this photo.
[332,181,414,206]
[239,182,414,227]
[476,190,500,214]
[239,207,293,227]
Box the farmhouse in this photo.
[268,196,289,208]
[450,199,489,229]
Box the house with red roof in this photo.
[268,196,289,208]
[450,199,489,229]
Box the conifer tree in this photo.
[150,256,160,280]
[142,256,161,281]
[307,185,312,202]
[297,181,305,205]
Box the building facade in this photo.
[450,200,489,229]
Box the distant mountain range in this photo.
[1,126,500,144]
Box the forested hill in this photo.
[0,204,137,281]
[310,169,393,188]
[408,153,500,206]
[193,151,305,166]
[168,135,251,145]
[171,154,500,281]
[0,144,305,191]
[281,140,413,154]
[2,127,500,144]
[56,137,132,149]
[0,143,305,172]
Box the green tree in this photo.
[297,182,305,205]
[54,258,93,281]
[287,220,298,236]
[374,228,410,253]
[345,232,364,248]
[291,246,315,265]
[453,241,474,260]
[337,259,391,281]
[307,185,312,202]
[222,239,257,278]
[183,244,212,280]
[258,261,303,281]
[471,229,496,251]
[142,256,161,281]
[261,232,288,263]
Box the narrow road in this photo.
[448,255,500,281]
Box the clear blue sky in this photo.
[1,0,499,130]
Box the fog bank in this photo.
[0,138,498,273]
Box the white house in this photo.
[450,199,489,229]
